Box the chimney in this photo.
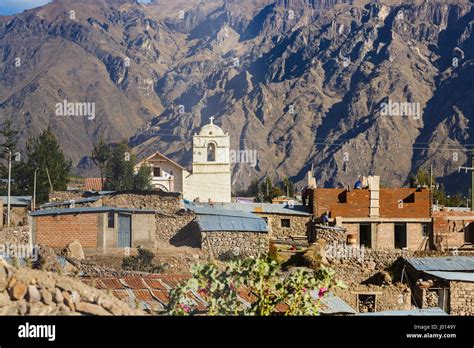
[307,170,316,189]
[368,175,380,218]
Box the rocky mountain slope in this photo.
[0,0,473,192]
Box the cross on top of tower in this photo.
[209,116,215,125]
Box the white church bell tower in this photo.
[183,117,231,203]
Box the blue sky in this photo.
[0,0,153,16]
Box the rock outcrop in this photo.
[0,259,145,315]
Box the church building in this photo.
[134,117,231,203]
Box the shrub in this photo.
[122,248,164,273]
[167,256,341,316]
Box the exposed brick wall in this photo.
[379,189,431,218]
[313,188,431,219]
[449,281,474,315]
[314,189,370,217]
[34,214,99,248]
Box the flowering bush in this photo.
[167,256,342,316]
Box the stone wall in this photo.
[101,192,183,214]
[102,192,194,246]
[265,214,310,238]
[156,211,196,245]
[48,191,85,202]
[0,226,30,245]
[449,281,474,315]
[0,261,144,315]
[333,284,411,313]
[201,230,269,259]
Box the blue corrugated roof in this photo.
[188,205,260,219]
[406,256,474,272]
[186,202,310,216]
[196,213,267,233]
[314,292,356,315]
[1,196,32,206]
[40,196,102,209]
[424,271,474,282]
[358,307,448,316]
[30,206,156,216]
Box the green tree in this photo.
[104,143,135,191]
[258,177,284,202]
[103,142,152,191]
[91,134,111,184]
[15,128,71,202]
[0,118,19,156]
[409,168,431,188]
[281,177,295,197]
[134,165,153,191]
[0,119,19,194]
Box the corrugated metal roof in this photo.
[30,206,156,217]
[315,292,357,315]
[424,271,474,282]
[84,178,105,191]
[196,214,268,232]
[186,205,259,218]
[1,196,32,206]
[406,256,474,272]
[82,275,354,315]
[186,202,310,216]
[40,196,102,209]
[358,307,448,316]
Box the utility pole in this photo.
[457,149,474,211]
[33,168,38,211]
[5,148,11,227]
[430,163,433,189]
[45,167,53,191]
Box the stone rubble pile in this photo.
[0,226,30,245]
[0,259,145,316]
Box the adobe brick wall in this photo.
[432,210,474,249]
[34,214,100,248]
[407,223,428,251]
[376,223,395,249]
[449,281,474,315]
[343,223,359,243]
[339,222,429,250]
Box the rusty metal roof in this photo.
[81,274,353,315]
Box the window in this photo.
[153,167,162,177]
[422,223,429,237]
[108,212,115,228]
[358,294,376,313]
[207,143,216,162]
[281,219,290,228]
